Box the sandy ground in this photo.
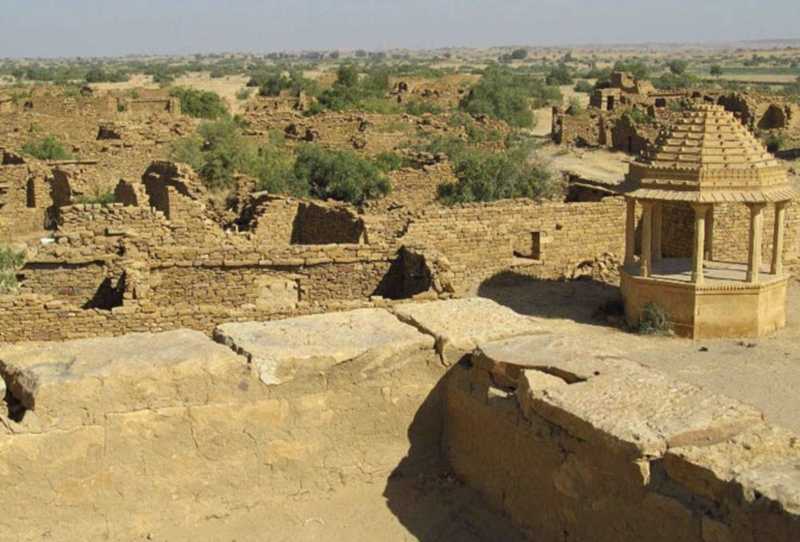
[134,458,529,542]
[477,273,800,435]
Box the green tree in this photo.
[668,59,689,75]
[546,63,574,86]
[710,64,724,78]
[510,48,528,60]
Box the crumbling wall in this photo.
[292,201,365,245]
[0,164,45,237]
[400,198,626,290]
[552,109,604,146]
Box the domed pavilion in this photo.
[620,104,798,338]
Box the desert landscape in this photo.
[2,5,800,540]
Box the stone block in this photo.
[392,298,542,365]
[0,329,249,430]
[214,308,435,385]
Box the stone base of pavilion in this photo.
[620,259,788,339]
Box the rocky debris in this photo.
[0,329,248,430]
[564,252,622,283]
[392,298,542,365]
[214,308,435,385]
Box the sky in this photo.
[0,0,799,59]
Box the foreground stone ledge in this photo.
[214,308,435,385]
[442,336,800,542]
[0,329,248,430]
[392,298,543,365]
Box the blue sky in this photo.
[1,0,798,58]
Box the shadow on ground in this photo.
[383,375,531,542]
[477,271,623,326]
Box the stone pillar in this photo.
[704,205,714,261]
[625,198,636,267]
[746,202,766,284]
[690,203,709,285]
[771,201,788,276]
[641,201,653,278]
[652,203,663,262]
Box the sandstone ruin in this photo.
[1,57,800,542]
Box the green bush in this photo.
[460,66,562,128]
[435,138,559,204]
[0,246,25,294]
[171,118,295,193]
[169,87,228,119]
[316,64,393,112]
[293,144,390,204]
[20,136,74,160]
[623,108,656,125]
[573,79,593,93]
[632,302,671,335]
[764,133,786,153]
[546,64,573,86]
[404,101,444,116]
[373,151,410,173]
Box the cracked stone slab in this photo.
[664,423,800,503]
[528,361,763,460]
[0,329,247,430]
[214,308,435,385]
[392,298,544,365]
[473,334,629,387]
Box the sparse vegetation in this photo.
[631,302,671,335]
[20,135,74,161]
[76,189,115,205]
[0,246,25,294]
[764,133,786,153]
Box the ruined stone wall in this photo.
[0,164,44,238]
[444,349,800,542]
[552,110,604,146]
[400,198,626,290]
[18,261,120,308]
[251,197,300,245]
[293,201,364,244]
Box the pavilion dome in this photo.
[627,104,797,203]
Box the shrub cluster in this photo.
[20,135,74,161]
[171,121,391,205]
[459,66,562,128]
[169,87,229,119]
